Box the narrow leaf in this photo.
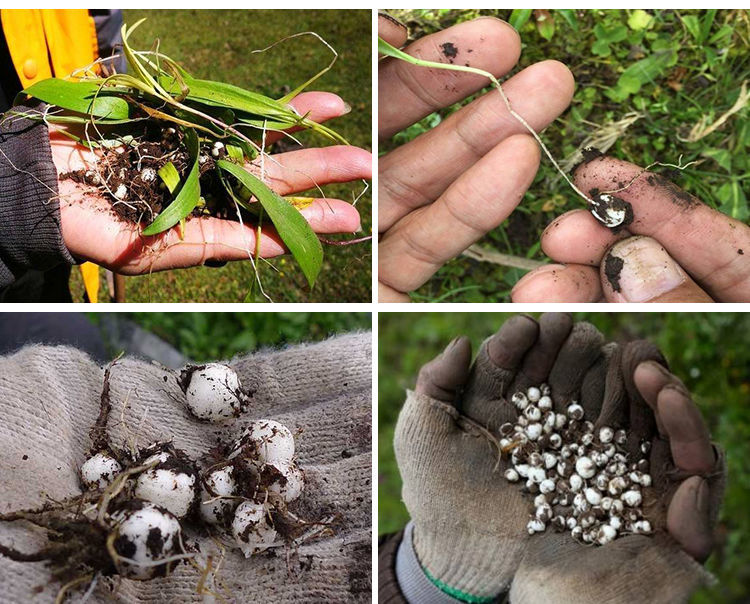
[21,79,131,120]
[141,128,201,236]
[216,159,323,287]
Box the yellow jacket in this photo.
[1,9,102,301]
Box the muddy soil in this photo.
[61,125,251,226]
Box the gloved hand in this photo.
[510,345,726,603]
[395,313,621,600]
[0,334,371,603]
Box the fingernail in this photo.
[604,236,687,302]
[342,102,352,115]
[378,10,407,31]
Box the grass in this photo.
[383,9,750,302]
[87,311,371,361]
[70,9,371,302]
[379,312,750,602]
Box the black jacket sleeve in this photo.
[0,106,74,287]
[379,530,407,603]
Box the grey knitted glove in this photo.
[395,313,628,601]
[510,347,726,604]
[0,334,371,603]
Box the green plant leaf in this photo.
[216,159,322,287]
[681,15,701,42]
[702,148,732,172]
[20,79,131,120]
[141,128,201,235]
[158,161,180,192]
[628,10,653,31]
[700,10,718,44]
[535,10,555,41]
[509,9,532,31]
[717,180,748,221]
[557,9,579,31]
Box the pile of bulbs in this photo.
[79,363,305,580]
[501,384,652,546]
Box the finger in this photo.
[511,264,603,303]
[61,191,358,273]
[513,312,574,391]
[575,156,750,301]
[667,476,714,561]
[658,386,715,474]
[547,322,605,411]
[378,11,408,48]
[379,134,539,294]
[379,17,521,139]
[600,236,714,302]
[541,209,629,266]
[581,342,618,424]
[381,60,574,230]
[462,315,539,429]
[378,282,410,303]
[254,145,372,196]
[633,360,678,437]
[265,91,350,145]
[416,336,473,403]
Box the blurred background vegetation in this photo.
[70,9,371,302]
[379,312,750,602]
[87,311,371,361]
[382,9,749,302]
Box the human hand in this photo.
[50,93,370,275]
[512,155,750,302]
[377,14,574,302]
[395,313,630,600]
[510,342,725,603]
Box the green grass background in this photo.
[88,311,371,361]
[379,312,750,602]
[383,9,749,302]
[71,9,371,302]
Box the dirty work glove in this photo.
[0,334,371,603]
[510,345,726,603]
[395,313,632,602]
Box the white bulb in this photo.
[134,452,197,519]
[200,466,238,525]
[230,419,295,467]
[232,501,277,557]
[182,363,246,422]
[81,452,122,490]
[110,503,182,580]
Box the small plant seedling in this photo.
[14,20,359,290]
[379,36,698,230]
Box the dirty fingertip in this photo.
[600,236,711,302]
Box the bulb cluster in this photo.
[79,418,304,578]
[502,384,652,545]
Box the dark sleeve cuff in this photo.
[379,529,408,603]
[0,104,75,288]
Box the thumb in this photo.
[600,236,713,302]
[667,476,714,562]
